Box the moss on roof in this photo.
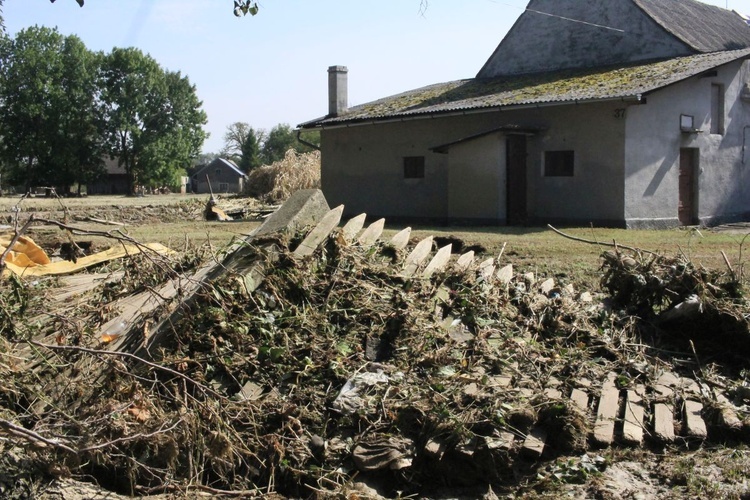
[301,49,750,128]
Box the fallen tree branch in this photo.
[547,224,659,256]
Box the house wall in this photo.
[478,0,692,77]
[321,101,628,225]
[447,133,506,222]
[523,103,627,225]
[624,59,750,228]
[321,115,499,220]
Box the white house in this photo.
[300,0,750,228]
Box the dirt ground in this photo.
[1,194,750,499]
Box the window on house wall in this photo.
[215,169,222,175]
[219,182,229,192]
[403,156,425,179]
[544,150,575,177]
[711,83,724,135]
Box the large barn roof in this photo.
[300,48,750,128]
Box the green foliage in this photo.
[220,122,264,172]
[233,1,259,17]
[260,124,297,166]
[101,47,207,193]
[0,26,105,192]
[0,28,207,194]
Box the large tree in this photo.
[101,47,207,193]
[44,35,106,193]
[0,26,103,193]
[220,122,264,172]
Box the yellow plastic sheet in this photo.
[0,235,51,268]
[1,238,173,277]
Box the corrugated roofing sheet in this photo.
[300,49,750,128]
[635,0,750,52]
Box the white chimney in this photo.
[328,65,348,117]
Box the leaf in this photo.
[249,5,259,15]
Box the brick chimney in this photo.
[328,65,348,117]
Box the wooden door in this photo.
[678,148,698,226]
[506,135,527,225]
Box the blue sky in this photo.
[3,0,739,154]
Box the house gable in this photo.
[477,0,750,78]
[477,0,692,78]
[192,158,247,194]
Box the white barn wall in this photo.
[625,59,750,227]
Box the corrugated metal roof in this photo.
[195,158,247,178]
[634,0,750,52]
[300,49,750,128]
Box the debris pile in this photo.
[0,192,749,498]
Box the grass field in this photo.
[3,193,748,290]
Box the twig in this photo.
[25,340,227,400]
[78,419,182,453]
[547,224,659,256]
[0,418,77,454]
[721,250,736,281]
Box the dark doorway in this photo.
[678,148,699,226]
[506,135,527,225]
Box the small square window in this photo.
[544,150,574,177]
[219,182,229,192]
[215,169,222,175]
[404,156,425,179]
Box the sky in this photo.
[3,0,741,154]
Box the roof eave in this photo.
[304,94,646,130]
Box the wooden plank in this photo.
[357,218,385,248]
[684,399,708,440]
[341,213,367,243]
[402,236,433,278]
[539,278,555,295]
[454,251,475,272]
[653,403,676,443]
[478,257,496,282]
[486,432,516,452]
[496,264,514,286]
[293,205,344,257]
[570,388,589,412]
[521,427,547,459]
[622,386,645,445]
[49,272,124,302]
[423,244,452,278]
[655,372,680,395]
[544,388,563,399]
[389,227,411,250]
[593,374,620,446]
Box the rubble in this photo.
[0,191,748,498]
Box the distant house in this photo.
[300,0,750,228]
[191,158,247,194]
[87,157,129,195]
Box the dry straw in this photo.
[246,149,321,202]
